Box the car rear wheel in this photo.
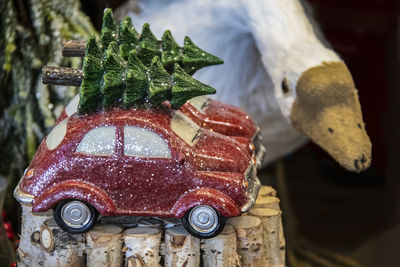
[181,205,226,239]
[54,199,98,234]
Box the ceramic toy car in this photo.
[57,95,266,168]
[14,107,261,238]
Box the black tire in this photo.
[54,199,98,234]
[181,205,226,239]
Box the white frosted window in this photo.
[171,111,201,146]
[187,95,209,114]
[76,126,116,156]
[65,94,79,116]
[46,118,68,150]
[124,126,171,158]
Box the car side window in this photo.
[124,126,171,158]
[76,126,116,156]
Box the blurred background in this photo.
[0,0,399,266]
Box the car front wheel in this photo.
[54,199,98,234]
[182,205,226,239]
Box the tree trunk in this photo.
[86,225,123,267]
[17,204,52,267]
[39,219,85,267]
[201,225,240,267]
[123,227,162,267]
[249,208,282,266]
[164,226,200,267]
[228,215,264,266]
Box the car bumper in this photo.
[241,163,261,213]
[252,128,266,169]
[14,179,34,205]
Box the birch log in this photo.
[228,215,264,266]
[201,225,240,267]
[249,208,282,266]
[164,226,200,267]
[39,219,85,267]
[86,225,123,267]
[17,204,52,267]
[254,194,286,265]
[254,196,280,210]
[123,227,162,267]
[258,185,277,197]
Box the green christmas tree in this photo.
[161,30,182,73]
[100,8,118,50]
[171,63,216,109]
[124,50,148,108]
[119,16,139,59]
[78,9,221,114]
[138,23,160,67]
[78,36,103,114]
[98,9,223,74]
[101,41,126,108]
[182,36,224,75]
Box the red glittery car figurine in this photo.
[14,107,261,238]
[57,95,266,168]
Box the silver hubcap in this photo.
[61,201,91,229]
[188,205,218,234]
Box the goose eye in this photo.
[282,78,291,95]
[357,123,362,129]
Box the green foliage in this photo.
[100,8,118,50]
[182,36,224,75]
[171,64,216,109]
[138,23,160,66]
[161,30,182,73]
[78,36,103,114]
[101,42,125,108]
[78,9,222,113]
[124,51,148,108]
[119,17,139,59]
[148,57,172,107]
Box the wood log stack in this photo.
[17,186,285,266]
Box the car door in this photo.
[118,125,187,216]
[70,126,121,199]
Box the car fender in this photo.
[32,181,116,215]
[171,188,241,218]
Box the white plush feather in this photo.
[127,0,342,164]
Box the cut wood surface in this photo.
[258,186,277,197]
[254,196,281,210]
[17,185,285,266]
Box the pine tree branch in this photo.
[42,66,83,86]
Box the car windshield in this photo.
[171,111,201,146]
[187,95,209,114]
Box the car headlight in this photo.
[26,169,34,179]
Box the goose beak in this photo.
[290,61,372,172]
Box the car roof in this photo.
[67,106,173,134]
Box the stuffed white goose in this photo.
[120,0,371,172]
